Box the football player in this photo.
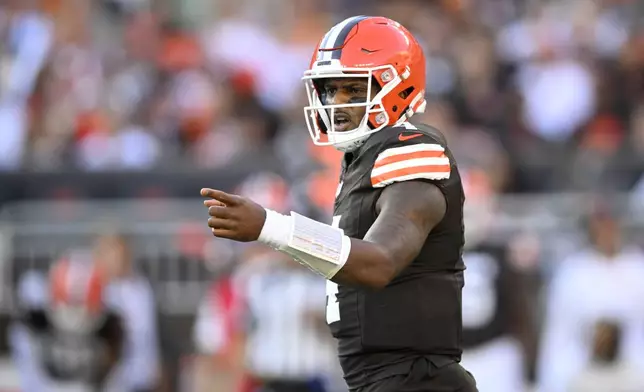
[201,16,477,392]
[11,256,125,392]
[459,241,534,392]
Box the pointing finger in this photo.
[201,189,240,206]
[200,188,217,198]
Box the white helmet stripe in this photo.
[319,16,368,61]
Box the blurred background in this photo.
[0,0,643,391]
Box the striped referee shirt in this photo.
[243,266,339,380]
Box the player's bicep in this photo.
[365,180,446,273]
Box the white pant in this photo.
[460,337,526,392]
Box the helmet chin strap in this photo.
[327,112,374,152]
[332,132,370,152]
[329,96,425,152]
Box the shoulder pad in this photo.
[369,122,451,188]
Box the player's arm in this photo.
[202,143,448,289]
[202,184,444,289]
[330,180,445,287]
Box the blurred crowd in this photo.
[1,0,643,196]
[2,0,644,391]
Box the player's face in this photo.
[321,78,380,132]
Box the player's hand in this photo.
[201,188,266,242]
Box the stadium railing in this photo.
[0,194,642,313]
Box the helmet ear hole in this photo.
[399,86,415,100]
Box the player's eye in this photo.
[349,87,366,95]
[325,87,337,95]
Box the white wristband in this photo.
[258,208,292,250]
[257,208,351,279]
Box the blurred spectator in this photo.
[536,208,644,392]
[0,0,639,197]
[10,255,120,391]
[93,232,160,391]
[459,174,540,392]
[459,235,538,392]
[192,258,247,392]
[9,232,160,392]
[243,249,340,392]
[569,321,644,392]
[0,0,53,170]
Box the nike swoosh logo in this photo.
[361,48,381,54]
[398,133,424,141]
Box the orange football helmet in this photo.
[303,16,427,152]
[49,254,107,332]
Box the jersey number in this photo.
[326,215,342,324]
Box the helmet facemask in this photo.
[303,65,403,152]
